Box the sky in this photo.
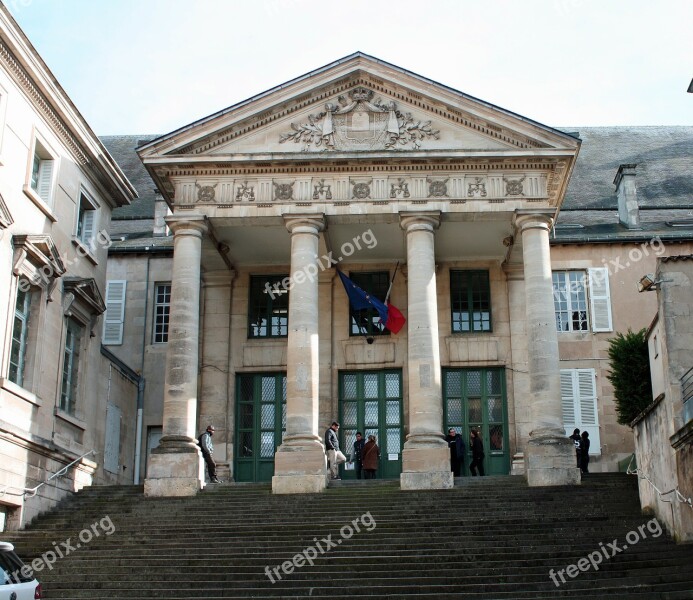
[7,0,693,135]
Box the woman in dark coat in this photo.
[469,429,485,476]
[362,435,380,479]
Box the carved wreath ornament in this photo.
[279,86,440,151]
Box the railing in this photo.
[626,454,693,509]
[682,366,693,424]
[0,450,97,499]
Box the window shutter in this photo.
[560,370,577,427]
[37,159,54,202]
[562,368,601,455]
[103,280,126,345]
[81,209,96,246]
[588,267,612,332]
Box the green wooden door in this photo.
[443,368,509,475]
[235,372,286,482]
[339,370,403,480]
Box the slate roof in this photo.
[101,136,161,219]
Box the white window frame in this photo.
[153,283,172,344]
[60,318,83,415]
[103,280,127,345]
[75,188,99,249]
[8,284,32,387]
[553,268,612,334]
[561,368,601,454]
[23,130,59,220]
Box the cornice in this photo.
[0,40,88,166]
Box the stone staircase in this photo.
[5,474,693,599]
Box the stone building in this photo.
[0,6,138,529]
[100,54,693,495]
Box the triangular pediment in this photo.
[139,53,579,161]
[63,277,106,316]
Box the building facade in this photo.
[99,54,691,495]
[0,6,137,529]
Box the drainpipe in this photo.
[133,256,151,484]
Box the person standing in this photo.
[325,421,346,480]
[469,429,485,476]
[362,434,380,479]
[445,428,466,477]
[198,425,220,484]
[569,428,582,468]
[352,432,365,479]
[580,431,591,475]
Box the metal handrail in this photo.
[626,454,693,509]
[0,450,97,499]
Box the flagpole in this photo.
[384,261,399,305]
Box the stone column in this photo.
[399,212,452,490]
[515,211,580,486]
[199,269,235,482]
[144,215,207,497]
[272,214,327,494]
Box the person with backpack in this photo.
[325,421,346,480]
[198,425,221,483]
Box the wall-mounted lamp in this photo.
[637,273,664,292]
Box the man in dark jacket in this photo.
[446,428,466,477]
[469,428,485,476]
[325,421,346,480]
[569,428,581,468]
[352,432,365,479]
[198,425,220,483]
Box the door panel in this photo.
[339,370,403,480]
[443,367,509,475]
[235,372,286,482]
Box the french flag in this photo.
[337,270,406,334]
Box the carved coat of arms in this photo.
[279,86,439,151]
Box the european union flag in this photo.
[337,270,405,334]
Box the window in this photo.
[29,139,55,205]
[76,192,97,247]
[561,368,601,454]
[248,275,289,338]
[103,280,126,345]
[60,319,83,415]
[153,283,171,343]
[8,285,32,386]
[553,268,612,333]
[451,270,491,333]
[349,272,390,337]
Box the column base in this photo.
[271,441,327,494]
[525,435,580,487]
[144,446,204,497]
[400,443,453,490]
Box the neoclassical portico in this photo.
[138,52,582,495]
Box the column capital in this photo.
[284,213,326,236]
[400,211,441,233]
[513,209,555,234]
[165,214,208,237]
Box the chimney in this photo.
[153,191,171,237]
[614,164,640,229]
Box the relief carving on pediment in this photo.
[279,86,440,151]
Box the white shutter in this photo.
[103,280,126,345]
[562,368,601,455]
[37,159,54,202]
[104,403,121,474]
[588,267,613,332]
[560,370,577,427]
[81,209,96,246]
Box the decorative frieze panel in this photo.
[174,172,548,205]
